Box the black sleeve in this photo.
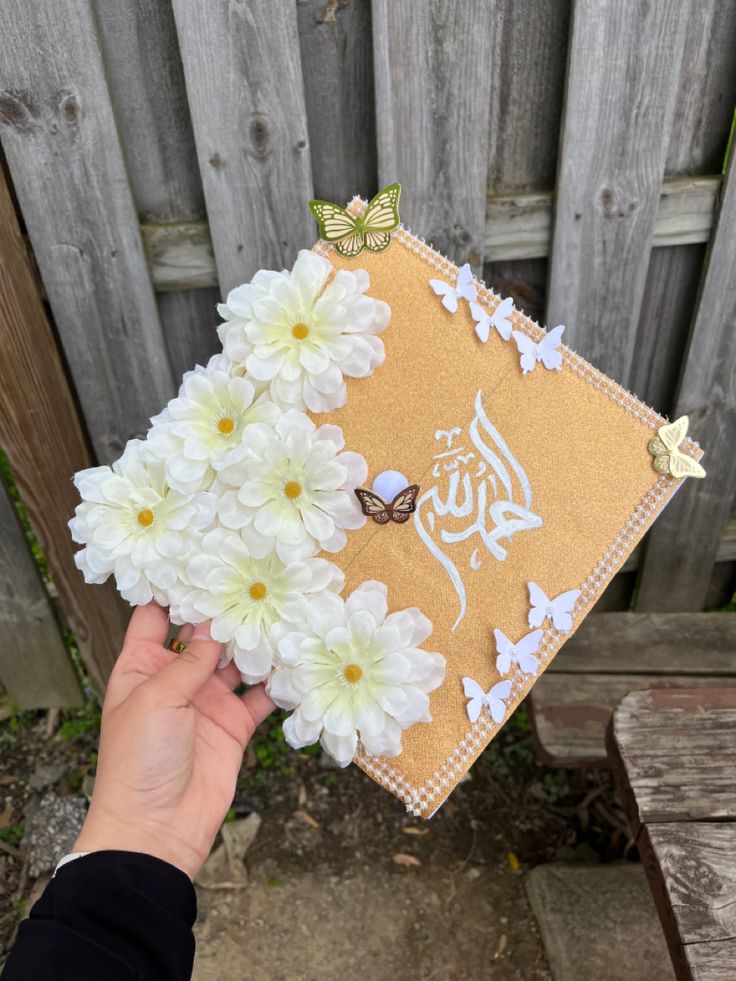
[3,850,197,980]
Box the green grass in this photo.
[12,899,28,921]
[58,700,101,742]
[723,106,736,175]
[0,825,24,847]
[478,702,571,800]
[0,708,40,747]
[0,447,51,583]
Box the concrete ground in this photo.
[194,864,550,981]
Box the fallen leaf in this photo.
[494,934,508,959]
[0,803,12,828]
[297,783,308,807]
[292,809,320,829]
[506,851,521,872]
[402,826,429,836]
[393,852,421,868]
[0,776,15,786]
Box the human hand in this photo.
[73,602,273,879]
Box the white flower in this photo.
[147,361,280,495]
[69,439,216,606]
[217,250,390,413]
[176,528,344,684]
[267,582,446,766]
[216,409,366,561]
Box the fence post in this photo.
[0,477,82,709]
[372,0,496,271]
[172,0,315,295]
[0,0,175,464]
[0,167,129,697]
[546,0,688,386]
[636,144,736,611]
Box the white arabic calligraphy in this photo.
[414,390,542,631]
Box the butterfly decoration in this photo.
[512,325,565,374]
[527,582,580,633]
[494,628,543,677]
[470,296,514,343]
[648,416,706,479]
[308,183,401,259]
[429,263,477,314]
[354,484,420,524]
[462,677,512,724]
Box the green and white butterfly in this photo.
[308,183,401,258]
[648,416,706,479]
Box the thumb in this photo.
[154,621,223,701]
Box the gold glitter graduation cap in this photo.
[308,186,704,817]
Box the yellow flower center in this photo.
[218,416,236,435]
[249,582,268,601]
[137,508,155,527]
[284,480,302,499]
[291,322,309,340]
[344,664,363,684]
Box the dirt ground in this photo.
[0,701,630,980]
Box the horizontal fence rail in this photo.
[140,175,723,291]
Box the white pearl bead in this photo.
[372,469,409,502]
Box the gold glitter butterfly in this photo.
[309,183,401,258]
[648,416,705,479]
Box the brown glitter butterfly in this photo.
[354,485,420,524]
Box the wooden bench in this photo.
[529,613,736,768]
[607,687,736,981]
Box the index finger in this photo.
[106,603,174,707]
[123,601,171,648]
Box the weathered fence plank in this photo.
[486,176,719,263]
[631,1,736,415]
[644,823,736,947]
[484,0,570,321]
[549,613,736,675]
[372,0,496,269]
[533,673,736,769]
[138,176,722,291]
[0,481,82,710]
[0,166,129,696]
[547,0,688,384]
[637,146,736,611]
[297,0,376,203]
[92,0,222,379]
[0,0,174,464]
[610,687,736,829]
[172,0,314,296]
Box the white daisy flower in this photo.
[216,409,367,562]
[69,439,217,607]
[147,360,280,495]
[217,250,390,413]
[176,528,344,684]
[267,581,446,766]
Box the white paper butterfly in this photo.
[429,262,477,313]
[512,325,565,374]
[462,677,512,724]
[494,628,543,676]
[470,296,514,343]
[527,582,581,633]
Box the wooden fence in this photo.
[0,0,734,708]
